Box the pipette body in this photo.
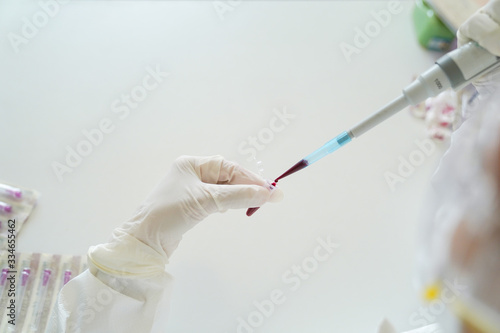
[246,42,500,216]
[294,42,500,173]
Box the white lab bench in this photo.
[0,1,448,332]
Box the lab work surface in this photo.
[1,1,447,332]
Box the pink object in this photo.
[0,268,9,286]
[21,268,30,286]
[0,184,22,199]
[63,270,72,285]
[0,201,12,214]
[42,269,52,286]
[443,104,455,114]
[408,77,462,141]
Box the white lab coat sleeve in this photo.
[45,232,173,333]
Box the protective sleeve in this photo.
[45,232,173,333]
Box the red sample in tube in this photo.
[246,181,277,217]
[246,160,309,217]
[246,207,260,216]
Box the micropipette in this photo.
[246,42,500,216]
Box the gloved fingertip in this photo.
[456,30,470,48]
[260,179,284,203]
[268,186,284,203]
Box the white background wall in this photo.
[0,1,448,332]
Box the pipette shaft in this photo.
[291,42,499,174]
[246,42,500,216]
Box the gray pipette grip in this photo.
[350,52,454,137]
[441,42,500,87]
[403,43,500,105]
[349,42,500,139]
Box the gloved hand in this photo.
[457,0,500,90]
[88,155,283,278]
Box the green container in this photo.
[413,0,455,51]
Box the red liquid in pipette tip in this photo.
[274,159,309,181]
[246,159,309,217]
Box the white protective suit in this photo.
[47,1,500,332]
[379,0,500,332]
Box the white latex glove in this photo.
[458,0,500,56]
[88,155,283,278]
[457,0,500,90]
[48,156,284,333]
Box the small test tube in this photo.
[63,270,72,285]
[0,201,12,214]
[0,268,9,297]
[31,269,52,331]
[16,268,31,317]
[0,184,22,199]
